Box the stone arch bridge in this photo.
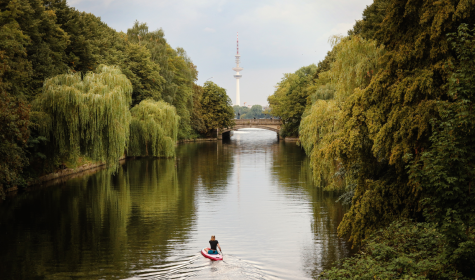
[217,119,283,140]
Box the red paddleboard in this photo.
[201,247,223,261]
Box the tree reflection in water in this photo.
[269,141,355,278]
[0,131,353,280]
[0,143,234,279]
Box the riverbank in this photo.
[3,156,128,197]
[7,139,217,194]
[5,134,292,197]
[177,138,217,143]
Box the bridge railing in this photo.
[234,119,282,125]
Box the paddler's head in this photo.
[210,235,216,241]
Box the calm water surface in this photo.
[0,129,353,279]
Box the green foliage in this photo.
[200,81,235,132]
[336,0,475,248]
[407,24,475,276]
[0,92,30,194]
[313,48,336,81]
[233,105,250,119]
[297,2,475,277]
[348,0,389,39]
[126,21,197,139]
[6,0,70,98]
[233,105,240,118]
[299,36,384,191]
[191,84,207,135]
[129,100,179,158]
[0,0,32,96]
[35,65,132,168]
[167,47,196,139]
[323,221,464,279]
[0,0,229,186]
[45,0,126,74]
[239,105,265,119]
[300,99,341,189]
[121,43,163,106]
[268,64,317,137]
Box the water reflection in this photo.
[269,141,354,278]
[0,159,193,279]
[0,129,353,280]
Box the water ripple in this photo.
[129,253,267,280]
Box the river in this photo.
[0,129,354,279]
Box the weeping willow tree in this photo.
[128,100,179,158]
[35,64,132,168]
[299,35,385,192]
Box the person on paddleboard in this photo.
[208,235,222,254]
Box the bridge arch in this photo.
[217,119,283,140]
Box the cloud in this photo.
[67,0,374,105]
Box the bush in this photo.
[323,221,465,279]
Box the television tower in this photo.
[232,32,243,106]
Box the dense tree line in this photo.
[268,64,317,136]
[233,104,271,119]
[269,0,475,278]
[0,0,234,196]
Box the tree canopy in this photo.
[200,81,235,131]
[35,65,132,168]
[0,91,30,195]
[291,0,475,277]
[267,64,317,137]
[234,105,267,119]
[0,0,233,189]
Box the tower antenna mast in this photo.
[237,32,239,54]
[232,32,243,106]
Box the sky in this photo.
[68,0,374,106]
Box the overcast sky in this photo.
[68,0,373,106]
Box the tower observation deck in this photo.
[232,32,243,106]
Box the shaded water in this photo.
[0,129,353,279]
